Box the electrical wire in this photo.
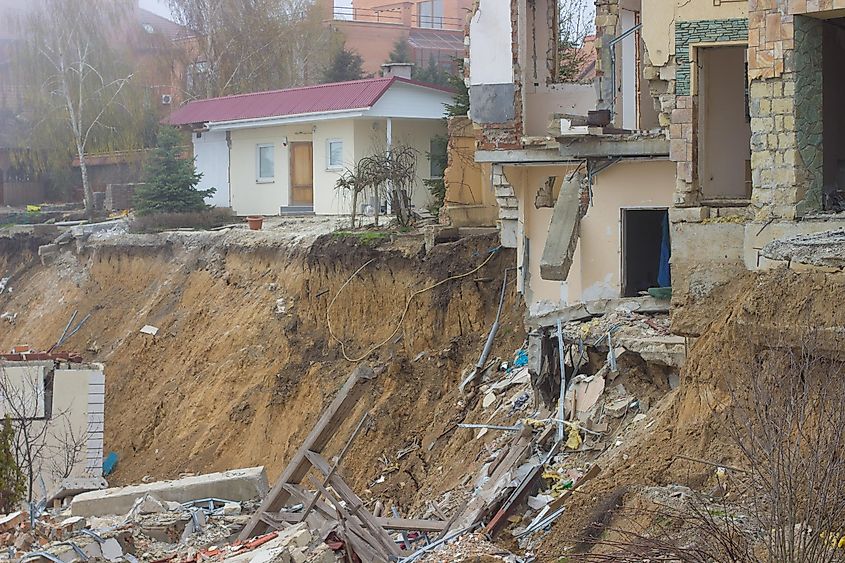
[326,247,502,363]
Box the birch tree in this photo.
[16,0,142,215]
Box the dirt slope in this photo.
[0,229,525,516]
[536,268,845,560]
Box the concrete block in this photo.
[498,219,518,248]
[539,174,582,281]
[669,206,710,223]
[71,467,269,517]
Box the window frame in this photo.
[326,138,344,171]
[256,143,275,183]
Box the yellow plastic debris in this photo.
[26,205,41,213]
[566,424,582,450]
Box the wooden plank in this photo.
[301,412,369,522]
[306,475,392,562]
[305,451,403,558]
[450,426,534,532]
[239,365,376,540]
[486,427,560,537]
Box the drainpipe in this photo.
[608,23,642,123]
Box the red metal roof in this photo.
[167,77,449,127]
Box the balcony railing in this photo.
[331,6,463,31]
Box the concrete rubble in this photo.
[0,303,678,563]
[71,467,270,517]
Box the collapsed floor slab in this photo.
[70,467,269,517]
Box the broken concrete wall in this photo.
[505,160,674,321]
[443,117,499,227]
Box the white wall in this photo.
[224,117,447,216]
[0,363,105,499]
[368,83,452,119]
[193,130,230,208]
[469,0,514,86]
[313,120,356,215]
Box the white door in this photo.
[193,130,230,208]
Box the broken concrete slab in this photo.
[71,467,269,517]
[540,173,582,281]
[616,335,686,368]
[48,476,109,505]
[761,228,845,270]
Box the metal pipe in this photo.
[608,23,643,121]
[556,320,566,442]
[460,268,509,392]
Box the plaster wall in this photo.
[468,0,514,86]
[507,159,674,317]
[641,0,747,68]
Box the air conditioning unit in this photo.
[161,94,173,105]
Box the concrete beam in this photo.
[539,174,582,281]
[475,149,578,164]
[557,136,670,159]
[528,295,670,328]
[70,467,269,517]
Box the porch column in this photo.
[386,117,393,213]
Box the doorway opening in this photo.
[822,17,845,209]
[622,208,670,297]
[697,45,752,201]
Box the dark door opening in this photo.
[622,208,670,297]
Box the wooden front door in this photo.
[290,142,313,206]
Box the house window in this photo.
[257,144,275,182]
[327,139,344,170]
[418,0,444,29]
[429,137,447,178]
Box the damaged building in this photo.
[467,0,674,327]
[467,0,845,339]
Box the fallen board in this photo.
[238,365,376,540]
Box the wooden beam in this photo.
[306,474,393,562]
[305,451,404,559]
[239,365,376,540]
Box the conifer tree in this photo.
[134,127,214,215]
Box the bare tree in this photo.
[559,0,595,81]
[335,166,369,229]
[168,0,335,99]
[16,0,139,216]
[354,145,419,228]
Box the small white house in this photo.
[167,75,453,216]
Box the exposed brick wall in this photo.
[474,0,524,151]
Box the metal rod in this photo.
[457,423,522,432]
[608,23,643,120]
[556,320,566,443]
